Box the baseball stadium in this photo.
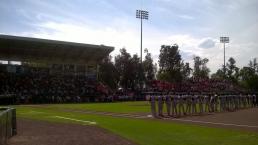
[0,34,258,145]
[1,1,258,145]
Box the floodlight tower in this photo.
[136,10,149,63]
[220,36,229,75]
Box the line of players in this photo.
[149,93,258,118]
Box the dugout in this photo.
[0,35,114,104]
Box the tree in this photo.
[240,67,255,81]
[211,68,224,79]
[157,44,183,82]
[193,56,201,78]
[238,58,258,92]
[193,56,210,78]
[225,57,239,83]
[143,48,155,82]
[130,54,142,90]
[153,63,158,79]
[249,58,258,74]
[99,55,119,90]
[114,48,142,90]
[115,48,132,89]
[181,62,192,80]
[239,66,258,92]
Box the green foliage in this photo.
[247,75,258,91]
[143,48,155,82]
[212,57,239,83]
[100,47,258,92]
[225,57,239,83]
[99,55,119,90]
[100,48,156,90]
[248,58,258,73]
[193,56,210,78]
[211,68,224,79]
[158,44,183,83]
[239,64,258,91]
[211,57,258,92]
[115,48,142,90]
[181,62,192,80]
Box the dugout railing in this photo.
[0,107,17,145]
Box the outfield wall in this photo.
[0,107,16,145]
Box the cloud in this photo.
[178,14,195,20]
[6,19,257,74]
[198,38,216,49]
[15,21,139,56]
[1,0,258,74]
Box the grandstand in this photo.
[0,35,114,104]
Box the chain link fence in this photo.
[0,107,17,145]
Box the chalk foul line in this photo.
[53,116,97,125]
[164,118,258,128]
[65,109,149,119]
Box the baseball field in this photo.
[8,101,258,145]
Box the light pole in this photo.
[136,10,149,63]
[220,36,229,76]
[136,10,149,89]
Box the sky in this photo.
[0,0,258,73]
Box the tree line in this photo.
[99,44,258,92]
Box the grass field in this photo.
[44,101,151,113]
[13,102,258,145]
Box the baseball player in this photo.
[165,95,172,116]
[204,95,211,113]
[178,94,185,117]
[185,94,192,115]
[150,95,157,118]
[171,94,178,117]
[198,95,204,114]
[192,94,197,115]
[158,95,164,117]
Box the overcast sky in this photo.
[0,0,257,73]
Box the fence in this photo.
[0,107,17,145]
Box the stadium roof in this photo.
[0,35,114,65]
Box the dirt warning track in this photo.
[8,119,137,145]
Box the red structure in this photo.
[150,80,175,91]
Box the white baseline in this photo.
[53,116,97,125]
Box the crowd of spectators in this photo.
[0,68,104,104]
[0,64,246,104]
[176,78,243,93]
[150,78,244,93]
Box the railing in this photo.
[0,107,17,145]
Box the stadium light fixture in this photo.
[220,37,229,75]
